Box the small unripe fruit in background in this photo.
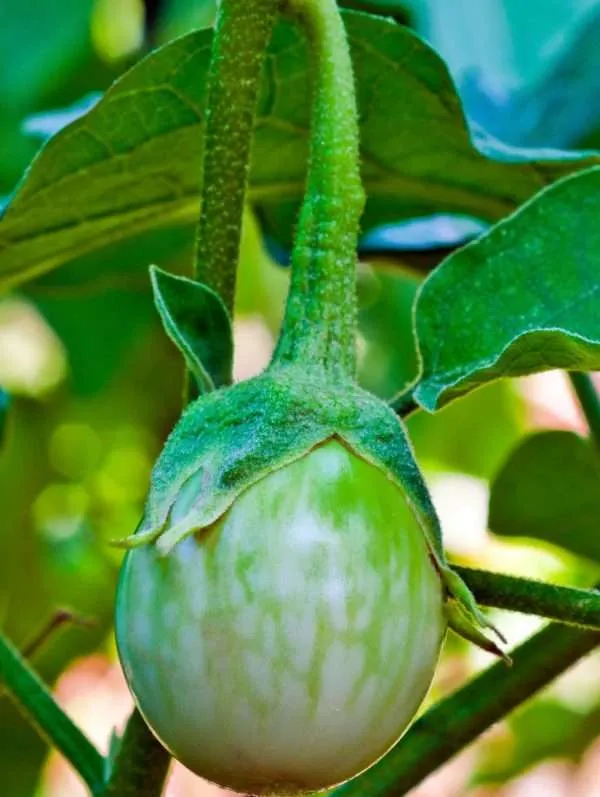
[116,439,446,795]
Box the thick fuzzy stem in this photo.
[194,0,280,317]
[272,0,365,377]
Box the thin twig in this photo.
[21,609,94,660]
[0,609,94,700]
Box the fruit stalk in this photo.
[272,0,365,377]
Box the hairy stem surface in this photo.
[272,0,364,376]
[457,567,600,631]
[194,0,280,316]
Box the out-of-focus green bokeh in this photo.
[1,1,599,795]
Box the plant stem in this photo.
[272,0,365,377]
[20,609,93,661]
[0,631,104,795]
[334,617,599,797]
[102,709,171,797]
[570,371,600,445]
[456,567,600,631]
[389,387,419,419]
[193,0,280,317]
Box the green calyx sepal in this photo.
[116,367,442,556]
[442,566,508,659]
[115,366,505,658]
[444,599,510,664]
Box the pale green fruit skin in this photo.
[115,440,446,795]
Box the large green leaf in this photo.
[1,11,598,291]
[489,430,600,564]
[412,166,600,411]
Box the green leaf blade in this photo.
[2,12,599,291]
[489,430,600,565]
[413,166,600,411]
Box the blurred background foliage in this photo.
[1,1,600,795]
